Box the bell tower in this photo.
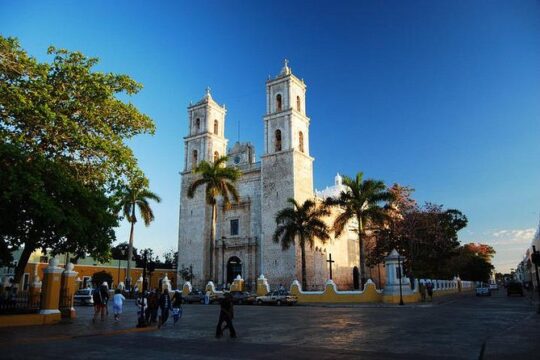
[178,89,228,287]
[260,60,314,285]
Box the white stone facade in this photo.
[178,62,360,290]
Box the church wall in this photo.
[177,172,211,288]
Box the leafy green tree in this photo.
[117,178,161,288]
[0,36,155,190]
[447,244,495,282]
[325,172,394,287]
[273,199,330,290]
[111,242,136,261]
[92,271,113,288]
[187,156,241,282]
[0,142,118,284]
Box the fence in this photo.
[59,287,73,318]
[0,290,40,315]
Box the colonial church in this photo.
[177,62,361,290]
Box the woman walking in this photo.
[112,289,126,321]
[158,288,172,328]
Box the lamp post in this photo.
[221,237,227,287]
[117,248,126,287]
[398,255,404,306]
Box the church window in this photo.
[296,96,301,112]
[214,151,219,162]
[276,94,282,112]
[230,219,239,236]
[214,120,219,134]
[195,118,200,132]
[192,150,198,166]
[299,131,304,153]
[275,129,282,152]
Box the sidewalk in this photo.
[0,300,155,346]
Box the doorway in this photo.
[226,256,242,285]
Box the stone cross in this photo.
[327,253,335,280]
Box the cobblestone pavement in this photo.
[1,290,539,359]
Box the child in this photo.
[171,290,183,326]
[112,289,126,321]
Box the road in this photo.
[2,290,539,359]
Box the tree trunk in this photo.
[300,239,307,290]
[357,216,366,289]
[208,203,216,283]
[13,244,34,288]
[126,204,136,289]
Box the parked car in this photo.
[475,283,491,297]
[230,291,256,305]
[74,288,94,306]
[256,290,297,305]
[183,289,205,304]
[506,282,524,297]
[489,283,499,291]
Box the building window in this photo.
[276,94,282,111]
[296,96,301,112]
[230,219,239,236]
[299,131,304,153]
[192,150,198,166]
[275,129,282,152]
[195,118,200,132]
[214,151,219,162]
[214,120,219,134]
[39,256,48,264]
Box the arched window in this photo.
[276,94,282,112]
[299,131,304,153]
[192,150,198,166]
[296,96,301,112]
[275,129,282,152]
[214,120,219,134]
[214,151,219,162]
[195,118,200,132]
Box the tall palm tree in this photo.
[187,156,241,282]
[325,172,394,288]
[118,180,161,290]
[273,198,330,290]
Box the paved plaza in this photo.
[1,291,539,359]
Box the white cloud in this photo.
[481,228,536,273]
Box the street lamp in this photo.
[221,237,227,287]
[398,255,404,306]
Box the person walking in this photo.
[215,292,236,338]
[112,289,126,321]
[426,281,434,302]
[146,289,159,324]
[171,290,183,326]
[92,283,109,322]
[158,288,172,328]
[419,281,426,302]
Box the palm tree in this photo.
[187,156,241,282]
[118,179,161,290]
[273,198,330,290]
[325,172,394,288]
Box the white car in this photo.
[74,288,94,305]
[489,283,499,291]
[256,290,297,306]
[475,283,491,297]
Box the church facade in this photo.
[177,62,360,291]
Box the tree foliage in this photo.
[0,142,118,282]
[273,198,330,289]
[325,172,394,286]
[0,36,155,190]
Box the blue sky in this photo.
[2,0,539,272]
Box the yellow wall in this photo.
[290,280,383,303]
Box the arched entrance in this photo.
[227,256,242,285]
[353,266,360,290]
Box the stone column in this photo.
[256,274,270,296]
[60,263,78,319]
[161,273,172,293]
[383,249,414,303]
[39,258,63,317]
[230,275,244,292]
